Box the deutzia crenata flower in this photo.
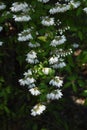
[49,2,70,14]
[70,1,81,9]
[13,14,31,22]
[49,76,63,88]
[38,0,50,3]
[72,43,79,48]
[49,56,59,65]
[47,89,63,100]
[50,35,66,47]
[26,50,39,64]
[41,16,54,26]
[23,69,32,77]
[51,61,66,69]
[0,41,3,46]
[28,42,40,48]
[0,26,3,32]
[0,2,6,10]
[42,67,52,75]
[19,77,36,86]
[83,7,87,13]
[10,2,29,12]
[18,29,33,42]
[31,104,46,116]
[29,87,41,96]
[49,1,80,14]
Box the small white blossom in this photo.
[31,104,46,116]
[49,76,63,88]
[18,29,33,42]
[47,89,63,100]
[70,1,80,9]
[13,14,31,22]
[49,56,59,65]
[10,2,29,12]
[19,77,36,86]
[23,69,32,77]
[28,83,36,88]
[0,26,3,32]
[42,67,52,75]
[83,7,87,13]
[49,2,70,14]
[0,41,3,46]
[29,87,41,96]
[51,61,66,69]
[50,35,66,47]
[19,79,26,86]
[49,1,80,14]
[0,3,6,10]
[28,42,40,48]
[72,43,79,48]
[41,17,54,26]
[38,0,50,3]
[26,51,39,64]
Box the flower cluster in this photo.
[31,104,46,116]
[49,1,80,14]
[49,76,63,88]
[47,89,63,100]
[13,14,31,22]
[18,29,33,41]
[10,2,29,12]
[16,0,80,116]
[41,16,54,26]
[26,50,39,64]
[50,35,66,47]
[29,87,41,96]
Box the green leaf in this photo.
[38,36,47,42]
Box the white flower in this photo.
[19,77,36,86]
[72,43,79,48]
[0,26,3,32]
[23,69,32,77]
[0,41,3,46]
[41,17,54,26]
[42,67,52,75]
[29,87,41,96]
[18,29,33,42]
[70,1,81,9]
[0,3,6,10]
[49,2,70,14]
[10,2,29,12]
[28,42,40,48]
[51,61,66,69]
[49,76,63,88]
[50,35,66,47]
[38,0,50,3]
[13,14,31,22]
[49,1,80,14]
[19,79,26,86]
[28,83,36,88]
[31,104,46,116]
[47,89,63,100]
[83,7,87,13]
[26,51,39,64]
[49,56,59,65]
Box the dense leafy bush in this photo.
[0,0,87,129]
